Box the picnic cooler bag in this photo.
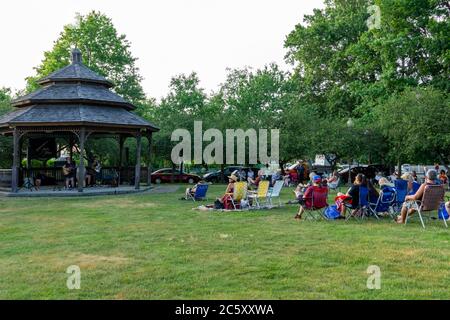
[438,203,449,220]
[324,205,341,220]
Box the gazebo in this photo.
[0,49,159,193]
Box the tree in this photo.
[285,0,370,117]
[0,87,12,116]
[0,88,13,168]
[374,87,450,170]
[26,11,146,106]
[146,73,207,171]
[346,0,450,117]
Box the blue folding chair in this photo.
[394,179,408,212]
[369,186,397,219]
[187,184,209,201]
[408,181,420,195]
[346,186,369,221]
[359,186,370,219]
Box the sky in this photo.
[0,0,324,99]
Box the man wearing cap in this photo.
[294,175,328,220]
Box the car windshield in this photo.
[157,169,177,174]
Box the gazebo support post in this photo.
[11,128,20,193]
[135,132,142,190]
[77,128,86,192]
[147,132,153,186]
[118,135,125,185]
[26,138,32,169]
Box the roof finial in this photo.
[71,48,82,64]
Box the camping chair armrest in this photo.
[409,200,421,210]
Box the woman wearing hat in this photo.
[217,174,238,208]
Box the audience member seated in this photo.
[374,172,383,185]
[286,183,307,205]
[389,171,398,182]
[439,170,448,186]
[378,177,394,188]
[411,171,419,182]
[271,169,282,186]
[247,169,254,181]
[294,175,328,220]
[328,170,338,184]
[217,174,238,208]
[184,180,206,199]
[248,171,262,188]
[400,172,421,195]
[396,169,440,224]
[335,173,366,217]
[34,171,46,191]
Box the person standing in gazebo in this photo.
[63,158,76,189]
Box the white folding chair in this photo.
[267,180,284,207]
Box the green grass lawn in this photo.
[0,184,448,300]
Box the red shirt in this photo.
[303,185,328,208]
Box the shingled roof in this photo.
[12,83,133,109]
[0,104,156,129]
[0,49,159,132]
[37,50,113,88]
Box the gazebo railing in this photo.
[0,169,12,189]
[20,166,150,186]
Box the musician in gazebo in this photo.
[62,158,76,189]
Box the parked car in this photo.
[151,168,201,184]
[202,166,258,183]
[338,165,378,183]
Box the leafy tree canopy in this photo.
[26,11,146,107]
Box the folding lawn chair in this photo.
[224,182,248,210]
[394,179,408,212]
[248,180,270,209]
[368,186,397,219]
[302,186,329,221]
[409,181,421,195]
[345,186,369,221]
[186,184,209,201]
[267,180,284,207]
[405,185,446,229]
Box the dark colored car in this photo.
[338,165,379,183]
[151,168,201,184]
[202,166,258,183]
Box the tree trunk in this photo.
[397,159,402,177]
[171,163,175,183]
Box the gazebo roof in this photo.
[12,83,133,109]
[0,49,159,133]
[37,52,113,88]
[0,104,156,129]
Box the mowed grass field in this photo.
[0,184,449,300]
